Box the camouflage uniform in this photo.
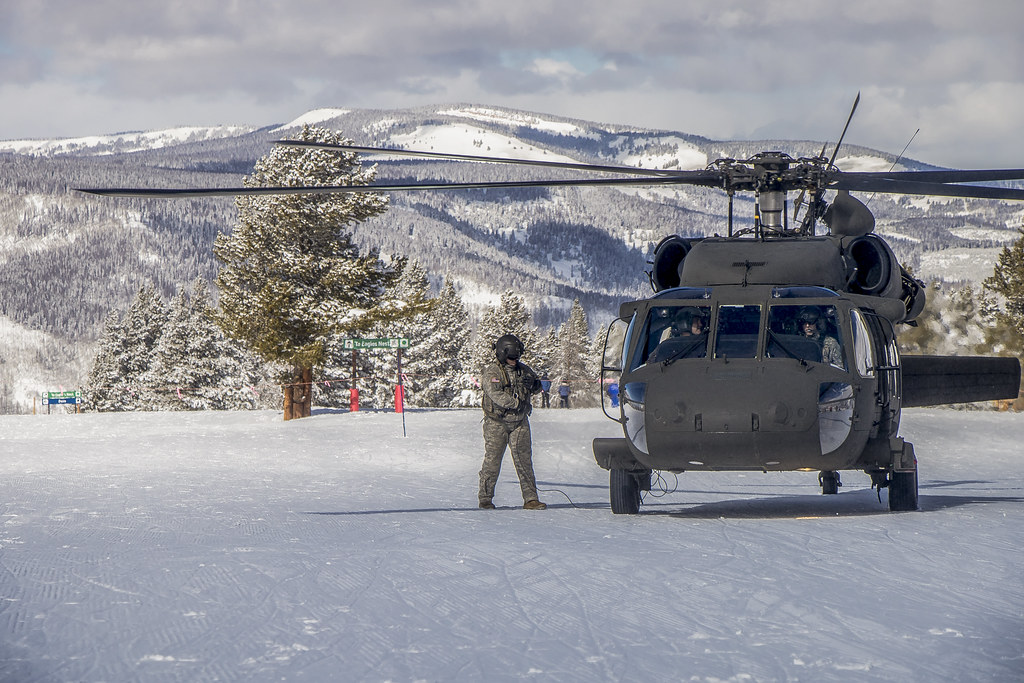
[478,360,543,506]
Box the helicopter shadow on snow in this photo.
[638,483,1024,519]
[300,479,1021,517]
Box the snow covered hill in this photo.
[1,103,1022,414]
[1,407,1022,681]
[0,125,258,157]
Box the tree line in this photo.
[82,269,609,413]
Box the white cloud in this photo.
[1,1,1022,168]
[527,59,582,81]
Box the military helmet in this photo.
[494,334,525,363]
[797,306,824,332]
[798,307,821,323]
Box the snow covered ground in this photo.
[1,407,1022,682]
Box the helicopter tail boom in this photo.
[901,355,1021,407]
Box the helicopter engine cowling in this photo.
[843,234,903,300]
[823,190,875,237]
[649,235,692,291]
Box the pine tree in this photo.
[984,228,1024,350]
[534,327,559,377]
[359,259,435,408]
[83,310,130,411]
[590,321,609,377]
[470,290,540,375]
[415,277,470,407]
[214,125,394,420]
[146,279,267,411]
[553,298,595,407]
[983,227,1024,408]
[898,281,945,354]
[144,286,194,410]
[83,285,167,411]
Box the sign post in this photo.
[42,390,81,414]
[340,338,411,433]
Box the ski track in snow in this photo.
[0,408,1022,682]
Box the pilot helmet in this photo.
[674,307,704,331]
[797,307,824,331]
[494,334,525,363]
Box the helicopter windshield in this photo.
[767,304,846,370]
[714,305,762,358]
[632,305,711,367]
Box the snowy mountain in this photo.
[2,407,1023,680]
[1,104,1022,412]
[0,125,258,157]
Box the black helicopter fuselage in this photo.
[595,232,1020,513]
[604,284,898,474]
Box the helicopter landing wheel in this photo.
[888,468,919,512]
[819,470,842,495]
[610,469,643,514]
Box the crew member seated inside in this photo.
[766,304,846,369]
[645,306,710,363]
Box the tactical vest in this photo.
[481,363,511,418]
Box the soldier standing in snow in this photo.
[478,334,546,510]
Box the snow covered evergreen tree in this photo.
[414,277,471,407]
[553,298,596,406]
[144,286,195,410]
[145,279,267,411]
[83,284,166,411]
[470,290,540,376]
[83,310,131,411]
[590,321,609,376]
[983,227,1024,408]
[214,125,393,419]
[531,327,558,377]
[984,228,1024,351]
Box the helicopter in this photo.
[79,99,1024,514]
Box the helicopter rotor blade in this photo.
[274,140,685,177]
[842,168,1024,183]
[77,174,722,199]
[827,92,860,168]
[829,175,1024,200]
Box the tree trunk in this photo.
[282,366,313,420]
[300,366,313,418]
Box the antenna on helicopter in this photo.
[866,128,920,207]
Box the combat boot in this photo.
[479,501,496,509]
[523,499,547,510]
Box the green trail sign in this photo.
[42,390,81,405]
[341,337,410,350]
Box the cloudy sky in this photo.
[2,0,1022,168]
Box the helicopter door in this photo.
[600,318,629,422]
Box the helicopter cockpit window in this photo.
[714,305,762,358]
[767,304,846,370]
[633,305,711,366]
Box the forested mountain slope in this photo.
[1,105,1021,411]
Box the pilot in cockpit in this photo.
[660,307,707,343]
[798,307,845,370]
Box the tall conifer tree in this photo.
[214,126,393,419]
[471,290,540,375]
[554,298,595,406]
[415,277,471,406]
